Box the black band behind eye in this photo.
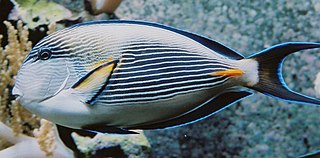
[38,48,52,60]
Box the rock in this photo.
[8,0,73,29]
[72,131,152,157]
[83,0,122,15]
[314,72,320,97]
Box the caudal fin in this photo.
[248,42,320,106]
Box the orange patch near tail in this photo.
[211,69,244,77]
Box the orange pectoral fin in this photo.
[211,69,244,77]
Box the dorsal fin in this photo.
[72,20,244,60]
[72,59,118,104]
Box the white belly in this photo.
[34,86,227,129]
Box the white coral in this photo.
[0,121,73,158]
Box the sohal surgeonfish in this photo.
[13,20,320,135]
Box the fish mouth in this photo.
[12,86,23,100]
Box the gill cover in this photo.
[13,58,70,103]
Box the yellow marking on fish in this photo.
[88,57,113,70]
[211,69,244,77]
[76,62,115,91]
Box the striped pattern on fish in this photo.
[25,22,237,105]
[12,20,320,135]
[101,50,231,105]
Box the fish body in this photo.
[12,20,320,134]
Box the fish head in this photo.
[13,42,71,107]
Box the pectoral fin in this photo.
[72,59,119,104]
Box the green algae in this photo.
[13,0,72,29]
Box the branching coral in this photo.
[0,20,37,136]
[47,22,56,35]
[33,119,74,158]
[0,21,72,158]
[34,120,57,157]
[0,120,73,157]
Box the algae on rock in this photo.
[9,0,72,29]
[73,131,152,157]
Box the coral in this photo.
[72,130,152,157]
[0,121,73,157]
[0,21,71,158]
[33,119,57,157]
[47,22,56,35]
[0,20,36,136]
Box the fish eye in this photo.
[38,48,52,60]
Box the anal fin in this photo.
[82,124,139,134]
[131,91,253,130]
[56,124,96,157]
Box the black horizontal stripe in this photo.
[24,45,72,63]
[111,66,225,84]
[120,56,215,69]
[122,48,191,60]
[121,43,178,51]
[118,59,226,72]
[101,77,228,104]
[126,51,196,61]
[115,63,229,82]
[125,41,165,47]
[114,62,229,78]
[113,64,218,79]
[108,74,225,93]
[51,54,74,59]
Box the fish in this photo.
[12,20,320,135]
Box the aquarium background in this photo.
[1,0,319,157]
